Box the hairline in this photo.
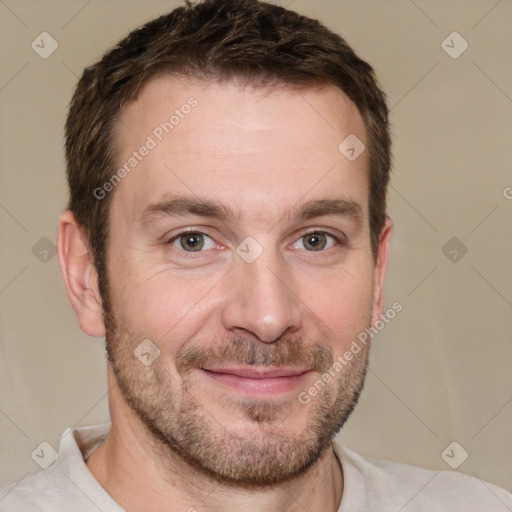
[107,72,372,226]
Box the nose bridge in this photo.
[220,242,302,343]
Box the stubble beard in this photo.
[104,306,370,488]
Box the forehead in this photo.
[112,76,369,223]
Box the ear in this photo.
[57,210,105,337]
[370,216,394,327]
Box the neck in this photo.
[86,371,344,512]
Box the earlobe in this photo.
[57,210,105,337]
[371,216,394,327]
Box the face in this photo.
[103,77,387,486]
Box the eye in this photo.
[170,232,217,252]
[293,231,337,251]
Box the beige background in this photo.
[1,0,511,496]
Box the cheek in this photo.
[300,265,374,342]
[110,265,219,345]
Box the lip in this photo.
[200,366,313,396]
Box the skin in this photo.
[58,77,393,512]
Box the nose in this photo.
[220,250,303,343]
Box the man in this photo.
[1,0,510,510]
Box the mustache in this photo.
[175,336,334,375]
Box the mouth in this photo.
[199,365,313,396]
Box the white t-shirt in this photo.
[0,423,510,511]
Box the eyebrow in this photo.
[286,198,363,228]
[138,196,241,224]
[138,195,364,228]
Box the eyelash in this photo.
[166,229,346,253]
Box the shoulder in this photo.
[0,465,76,511]
[334,442,512,512]
[0,459,120,512]
[0,424,119,512]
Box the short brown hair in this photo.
[65,0,391,302]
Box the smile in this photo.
[200,366,313,396]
